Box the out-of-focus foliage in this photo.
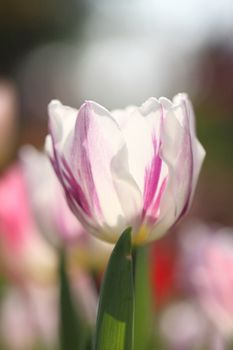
[0,0,88,74]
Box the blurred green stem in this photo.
[132,245,154,350]
[59,249,90,350]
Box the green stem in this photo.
[132,245,155,350]
[59,249,90,350]
[94,228,134,350]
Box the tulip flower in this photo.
[0,165,57,284]
[179,222,233,339]
[46,94,205,244]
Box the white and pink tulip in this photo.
[46,94,205,244]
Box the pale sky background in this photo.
[18,0,233,116]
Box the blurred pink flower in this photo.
[0,164,57,284]
[160,300,208,350]
[70,267,98,326]
[179,222,233,339]
[0,163,100,343]
[0,286,58,350]
[46,94,205,244]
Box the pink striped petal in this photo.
[142,137,166,224]
[67,101,130,240]
[145,95,205,241]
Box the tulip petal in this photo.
[47,100,78,191]
[156,109,192,237]
[111,144,143,236]
[47,102,97,235]
[173,94,205,216]
[69,101,131,240]
[112,98,169,235]
[148,95,205,240]
[48,100,77,149]
[111,106,137,129]
[120,98,162,193]
[142,137,168,225]
[179,95,206,207]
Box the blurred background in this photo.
[0,0,233,349]
[1,0,233,225]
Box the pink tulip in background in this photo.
[0,286,58,350]
[0,165,59,348]
[46,94,205,244]
[0,164,57,284]
[160,301,208,350]
[179,222,233,340]
[0,289,39,350]
[0,163,100,346]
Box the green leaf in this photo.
[133,245,155,350]
[59,250,90,350]
[94,228,134,350]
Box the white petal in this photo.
[119,99,160,192]
[111,144,143,235]
[70,101,127,239]
[111,105,137,128]
[149,95,205,240]
[48,100,77,149]
[44,135,53,158]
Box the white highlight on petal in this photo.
[48,100,77,151]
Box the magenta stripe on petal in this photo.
[142,137,162,219]
[73,103,102,217]
[50,151,92,218]
[60,157,92,217]
[149,176,167,222]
